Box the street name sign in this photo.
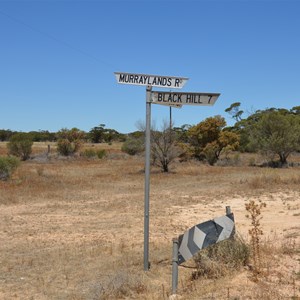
[114,72,189,89]
[151,91,220,106]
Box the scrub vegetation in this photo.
[0,156,20,180]
[1,105,300,167]
[7,133,33,161]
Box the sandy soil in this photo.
[0,152,299,299]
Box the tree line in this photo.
[0,124,126,143]
[1,105,300,173]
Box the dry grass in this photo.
[0,142,300,299]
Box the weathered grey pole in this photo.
[169,106,172,129]
[172,238,179,294]
[226,206,231,215]
[144,85,152,271]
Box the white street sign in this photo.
[114,72,188,89]
[151,91,220,106]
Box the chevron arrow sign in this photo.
[178,213,235,265]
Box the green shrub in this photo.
[81,148,97,158]
[56,128,84,156]
[81,148,106,159]
[192,236,250,280]
[121,137,144,156]
[203,142,219,166]
[7,133,33,161]
[97,149,106,159]
[0,156,20,180]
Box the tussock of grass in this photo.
[91,271,147,299]
[192,236,250,280]
[80,148,106,159]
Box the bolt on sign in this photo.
[151,91,220,106]
[114,72,189,89]
[178,213,235,264]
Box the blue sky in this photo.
[1,0,299,133]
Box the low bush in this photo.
[97,149,106,159]
[192,236,250,280]
[81,148,97,158]
[7,133,33,161]
[81,148,106,159]
[121,137,144,156]
[0,156,20,180]
[203,142,219,166]
[93,271,146,299]
[57,139,77,156]
[56,128,85,156]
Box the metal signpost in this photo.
[114,72,188,271]
[115,72,221,273]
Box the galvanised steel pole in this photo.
[172,238,179,294]
[144,85,152,271]
[170,106,172,129]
